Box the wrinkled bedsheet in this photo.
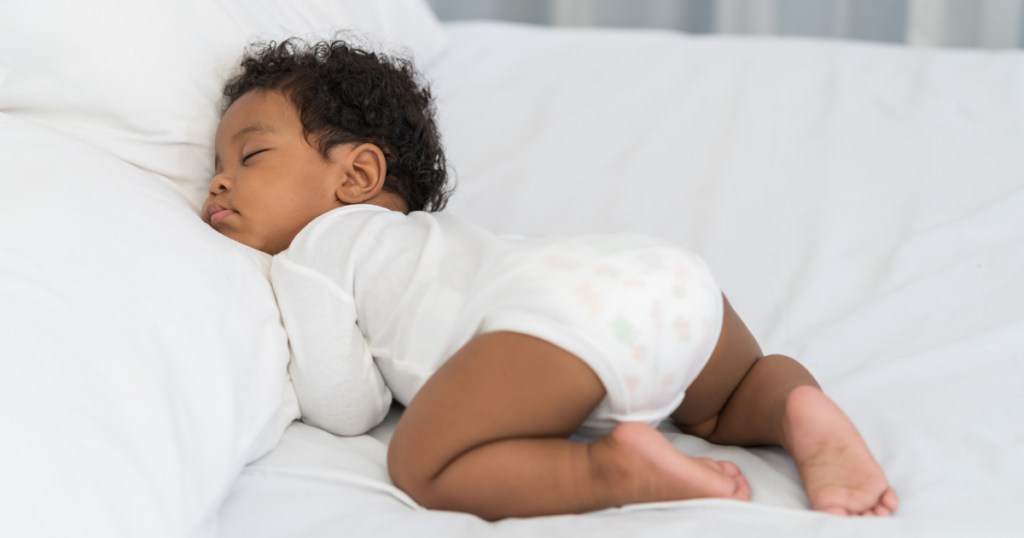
[218,22,1024,537]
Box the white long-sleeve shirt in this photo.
[270,205,518,435]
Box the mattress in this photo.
[217,22,1024,537]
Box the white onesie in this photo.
[271,205,723,438]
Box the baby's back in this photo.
[277,205,520,405]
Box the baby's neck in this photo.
[358,191,408,214]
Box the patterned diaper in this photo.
[480,234,724,438]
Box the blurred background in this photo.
[426,0,1024,49]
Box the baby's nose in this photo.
[209,173,233,195]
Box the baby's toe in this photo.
[820,504,850,516]
[866,496,894,517]
[731,473,751,501]
[881,488,899,512]
[717,460,741,478]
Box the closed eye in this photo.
[242,149,269,163]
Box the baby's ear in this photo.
[335,143,388,204]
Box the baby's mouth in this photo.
[207,202,237,225]
[210,208,236,225]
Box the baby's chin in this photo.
[205,221,291,256]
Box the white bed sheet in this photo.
[217,22,1024,537]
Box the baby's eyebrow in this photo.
[232,122,278,142]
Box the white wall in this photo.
[427,0,1024,49]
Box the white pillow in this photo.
[0,111,294,537]
[0,0,448,211]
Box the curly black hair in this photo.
[221,37,451,212]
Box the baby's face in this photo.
[202,89,345,255]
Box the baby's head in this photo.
[202,38,449,255]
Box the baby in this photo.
[203,38,898,521]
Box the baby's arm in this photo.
[271,256,392,436]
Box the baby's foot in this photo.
[782,386,899,516]
[591,422,750,505]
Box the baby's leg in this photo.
[672,295,899,516]
[388,332,749,521]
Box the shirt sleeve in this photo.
[270,256,392,436]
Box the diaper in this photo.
[479,234,724,439]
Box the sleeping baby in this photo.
[202,38,898,520]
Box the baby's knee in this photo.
[389,423,475,511]
[387,430,439,506]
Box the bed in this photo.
[2,1,1022,537]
